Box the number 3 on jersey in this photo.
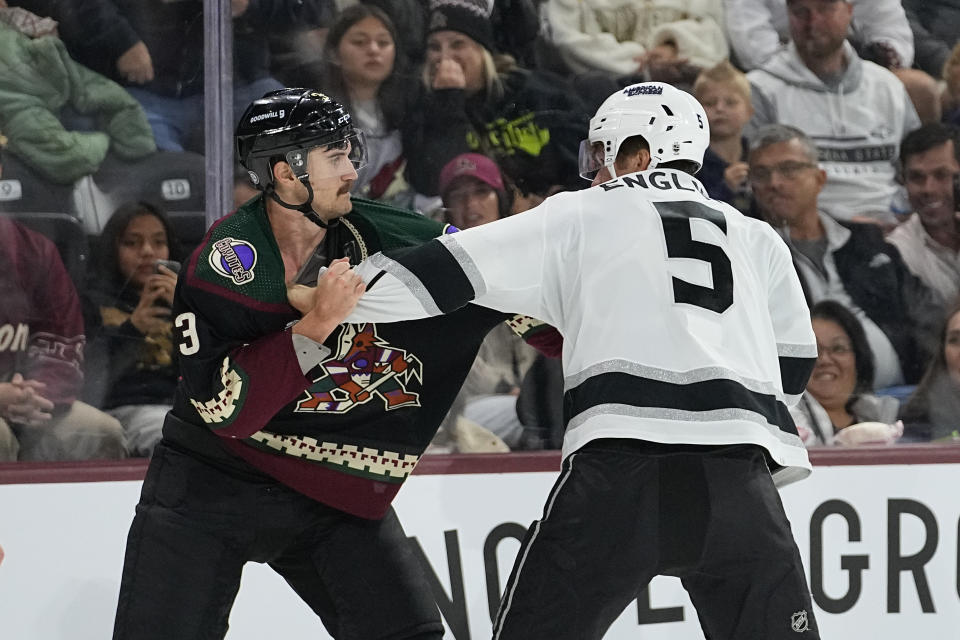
[175,312,200,355]
[653,201,733,313]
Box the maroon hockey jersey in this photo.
[0,217,84,407]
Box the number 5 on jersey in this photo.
[654,201,733,313]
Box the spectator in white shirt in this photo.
[887,123,960,306]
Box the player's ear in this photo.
[617,147,650,174]
[272,160,295,185]
[636,148,652,172]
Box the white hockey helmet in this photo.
[578,82,710,180]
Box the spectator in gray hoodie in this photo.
[725,0,939,122]
[746,0,920,225]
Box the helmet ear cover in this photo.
[578,82,709,181]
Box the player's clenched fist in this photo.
[290,258,365,343]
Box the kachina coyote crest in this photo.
[296,324,423,414]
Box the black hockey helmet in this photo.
[236,88,366,189]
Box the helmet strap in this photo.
[265,177,339,229]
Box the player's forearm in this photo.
[346,267,440,323]
[291,315,342,345]
[186,331,311,439]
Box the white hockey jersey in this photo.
[348,168,818,486]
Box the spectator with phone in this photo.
[82,201,182,457]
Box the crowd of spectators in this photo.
[1,0,960,461]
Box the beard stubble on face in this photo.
[307,177,355,219]
[797,26,846,62]
[329,182,355,217]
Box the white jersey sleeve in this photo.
[348,197,566,326]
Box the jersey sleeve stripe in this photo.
[437,234,487,297]
[776,342,819,358]
[778,355,816,397]
[377,239,477,313]
[365,253,442,315]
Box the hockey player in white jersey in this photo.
[346,82,820,639]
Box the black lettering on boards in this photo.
[887,499,937,613]
[483,523,528,621]
[409,531,470,639]
[810,500,869,613]
[636,586,685,624]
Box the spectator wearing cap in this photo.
[726,0,940,124]
[438,152,511,229]
[438,150,584,229]
[432,151,542,451]
[402,0,590,199]
[725,0,915,72]
[746,0,921,225]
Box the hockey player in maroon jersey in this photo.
[111,88,559,640]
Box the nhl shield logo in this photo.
[297,324,422,414]
[790,610,809,633]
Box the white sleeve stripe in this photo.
[438,234,487,297]
[777,342,818,358]
[367,253,443,316]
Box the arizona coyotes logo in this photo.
[296,324,422,414]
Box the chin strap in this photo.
[266,178,340,229]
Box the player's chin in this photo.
[336,191,354,214]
